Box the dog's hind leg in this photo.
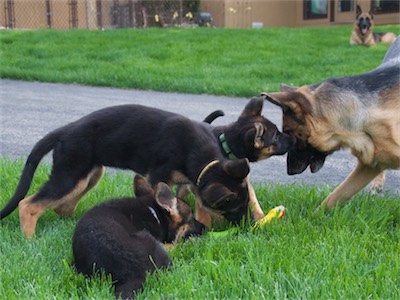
[18,195,48,239]
[20,178,90,238]
[53,166,105,217]
[318,161,382,210]
[19,167,103,238]
[369,171,386,194]
[114,278,144,299]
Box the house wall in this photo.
[201,0,400,28]
[1,0,398,29]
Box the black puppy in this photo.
[0,104,250,238]
[73,176,205,299]
[179,97,295,225]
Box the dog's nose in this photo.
[183,220,207,239]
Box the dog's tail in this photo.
[203,110,224,124]
[0,127,64,220]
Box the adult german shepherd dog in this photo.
[262,37,400,210]
[350,5,397,46]
[73,176,205,299]
[0,104,250,238]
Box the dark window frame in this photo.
[371,0,400,14]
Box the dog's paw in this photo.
[369,172,386,195]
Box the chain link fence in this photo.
[0,0,212,29]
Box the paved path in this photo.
[1,79,398,195]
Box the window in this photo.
[304,0,328,19]
[371,0,400,14]
[338,0,354,12]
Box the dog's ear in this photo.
[223,158,250,179]
[356,5,362,19]
[261,91,312,118]
[253,122,264,149]
[203,183,236,208]
[280,83,298,92]
[240,97,263,118]
[134,175,154,197]
[155,183,178,214]
[368,8,374,19]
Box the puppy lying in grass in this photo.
[72,175,205,299]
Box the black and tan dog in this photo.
[262,37,400,210]
[350,5,396,46]
[73,175,205,299]
[0,104,250,238]
[183,97,295,224]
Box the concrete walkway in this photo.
[1,79,398,195]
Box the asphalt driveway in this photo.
[1,79,398,195]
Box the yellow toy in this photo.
[207,205,285,237]
[252,205,285,230]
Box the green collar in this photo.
[219,133,238,160]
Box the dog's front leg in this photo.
[195,200,212,228]
[247,177,265,221]
[318,161,382,210]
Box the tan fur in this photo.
[263,80,400,209]
[246,177,264,220]
[370,172,386,194]
[19,166,105,238]
[350,8,396,46]
[258,146,275,160]
[195,200,216,228]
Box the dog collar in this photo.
[219,134,238,160]
[196,160,220,186]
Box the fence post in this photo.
[96,0,103,29]
[69,0,78,28]
[113,0,120,28]
[45,0,51,28]
[128,0,134,27]
[5,0,15,29]
[85,0,89,29]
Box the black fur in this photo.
[1,104,250,228]
[210,97,295,162]
[72,180,205,299]
[203,110,224,124]
[178,97,295,222]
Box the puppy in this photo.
[178,97,296,224]
[350,5,397,46]
[263,37,400,210]
[0,104,250,238]
[72,176,205,299]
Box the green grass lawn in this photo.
[1,158,399,299]
[1,26,400,299]
[1,25,399,96]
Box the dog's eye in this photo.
[272,132,278,143]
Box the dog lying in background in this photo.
[263,37,400,210]
[73,175,205,299]
[0,104,250,238]
[350,5,397,46]
[178,97,295,224]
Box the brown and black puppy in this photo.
[179,97,295,224]
[350,5,396,46]
[262,37,400,210]
[72,176,205,299]
[0,104,250,238]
